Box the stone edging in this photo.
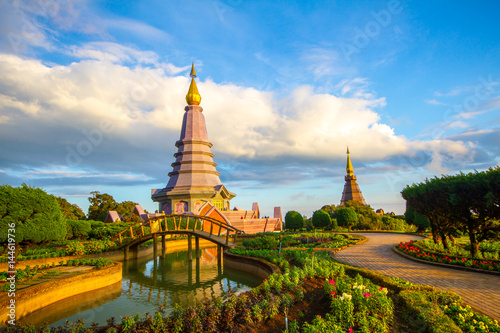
[392,245,500,277]
[0,262,122,324]
[223,251,279,280]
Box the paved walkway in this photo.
[332,233,500,321]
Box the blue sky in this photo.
[0,0,499,217]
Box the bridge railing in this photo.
[113,214,244,247]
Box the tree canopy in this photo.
[312,209,332,229]
[88,191,139,222]
[0,184,66,243]
[402,167,500,257]
[336,207,358,231]
[285,210,304,230]
[55,196,86,220]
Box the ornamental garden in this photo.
[0,166,499,332]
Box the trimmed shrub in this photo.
[336,207,358,231]
[285,211,304,230]
[312,209,331,229]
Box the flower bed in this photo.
[4,235,500,332]
[241,232,363,251]
[442,302,500,333]
[396,241,500,272]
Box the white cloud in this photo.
[425,98,447,106]
[434,86,474,97]
[301,47,342,79]
[0,51,474,179]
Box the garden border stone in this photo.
[223,250,280,280]
[0,262,122,325]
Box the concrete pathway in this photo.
[332,233,500,321]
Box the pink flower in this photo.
[328,279,335,285]
[263,279,267,283]
[363,293,371,297]
[331,291,336,296]
[349,328,353,333]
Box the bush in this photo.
[336,207,358,231]
[88,221,132,240]
[0,184,66,243]
[312,210,331,229]
[242,236,279,250]
[285,211,304,230]
[66,220,92,239]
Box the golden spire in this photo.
[190,63,197,78]
[186,63,201,105]
[346,146,354,176]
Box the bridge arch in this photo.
[113,214,244,261]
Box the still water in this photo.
[19,248,262,327]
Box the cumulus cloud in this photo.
[0,48,477,190]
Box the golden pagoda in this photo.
[340,147,366,205]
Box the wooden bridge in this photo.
[113,214,244,261]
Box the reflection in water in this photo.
[19,248,261,328]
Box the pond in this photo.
[19,248,262,327]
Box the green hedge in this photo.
[66,220,92,239]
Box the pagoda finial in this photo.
[190,62,197,78]
[186,63,201,105]
[346,146,354,176]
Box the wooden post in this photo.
[187,257,192,287]
[153,256,158,287]
[161,235,166,258]
[195,257,200,285]
[195,236,200,259]
[217,245,222,274]
[129,226,134,238]
[153,235,157,258]
[188,234,192,261]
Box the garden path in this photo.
[332,233,500,321]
